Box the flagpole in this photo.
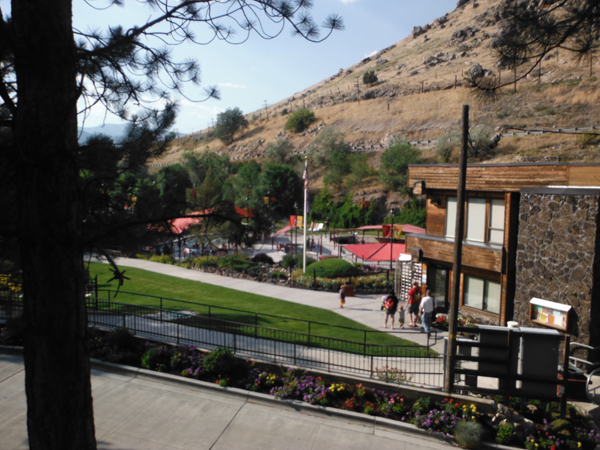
[303,156,308,273]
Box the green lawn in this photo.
[88,262,437,356]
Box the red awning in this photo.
[343,243,406,262]
[169,211,205,234]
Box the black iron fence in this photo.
[0,294,443,387]
[86,296,443,386]
[96,288,439,350]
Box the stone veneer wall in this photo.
[513,191,600,347]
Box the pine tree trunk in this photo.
[12,0,97,448]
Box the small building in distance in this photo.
[405,162,600,348]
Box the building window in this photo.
[464,276,501,314]
[465,198,486,243]
[445,196,505,245]
[445,196,457,238]
[488,199,505,245]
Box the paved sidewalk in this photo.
[103,257,448,355]
[0,352,459,450]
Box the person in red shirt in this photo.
[407,281,421,327]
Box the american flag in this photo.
[302,168,308,190]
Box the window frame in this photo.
[463,275,501,315]
[444,195,505,246]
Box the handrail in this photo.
[97,288,405,337]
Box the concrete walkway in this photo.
[103,257,448,355]
[1,351,461,450]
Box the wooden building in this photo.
[405,163,600,337]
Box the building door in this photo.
[428,264,449,312]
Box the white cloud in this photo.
[339,0,360,3]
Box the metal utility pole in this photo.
[444,104,469,393]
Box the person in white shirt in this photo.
[419,289,434,334]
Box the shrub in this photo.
[305,258,358,278]
[88,327,143,366]
[412,396,433,414]
[202,347,252,383]
[281,254,297,269]
[495,423,514,445]
[193,256,219,267]
[284,108,316,133]
[149,254,175,265]
[454,420,483,449]
[435,130,461,163]
[141,345,174,372]
[252,253,274,265]
[363,70,378,86]
[577,132,600,147]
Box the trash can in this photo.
[344,284,354,297]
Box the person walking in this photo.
[419,289,434,334]
[397,305,406,328]
[407,281,421,327]
[382,289,399,329]
[339,283,347,308]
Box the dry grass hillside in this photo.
[151,0,600,195]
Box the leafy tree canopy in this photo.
[363,70,378,86]
[214,107,249,144]
[284,108,316,133]
[379,135,422,193]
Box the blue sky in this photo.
[3,0,455,135]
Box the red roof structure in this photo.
[169,211,205,234]
[343,242,406,263]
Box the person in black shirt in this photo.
[382,289,399,329]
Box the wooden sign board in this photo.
[529,297,570,332]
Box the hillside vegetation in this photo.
[151,0,600,198]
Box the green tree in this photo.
[181,151,231,187]
[307,127,353,188]
[256,163,303,220]
[435,130,461,163]
[363,70,378,86]
[379,136,422,193]
[284,108,316,133]
[230,160,261,207]
[469,125,492,157]
[0,1,342,448]
[265,137,296,165]
[214,107,249,144]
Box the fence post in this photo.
[160,297,163,322]
[177,322,180,345]
[560,334,570,419]
[364,330,367,357]
[255,313,258,339]
[308,322,311,347]
[209,305,212,331]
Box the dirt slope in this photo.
[152,0,600,179]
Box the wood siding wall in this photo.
[406,236,503,273]
[426,197,446,236]
[408,164,600,192]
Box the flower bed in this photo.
[3,324,599,450]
